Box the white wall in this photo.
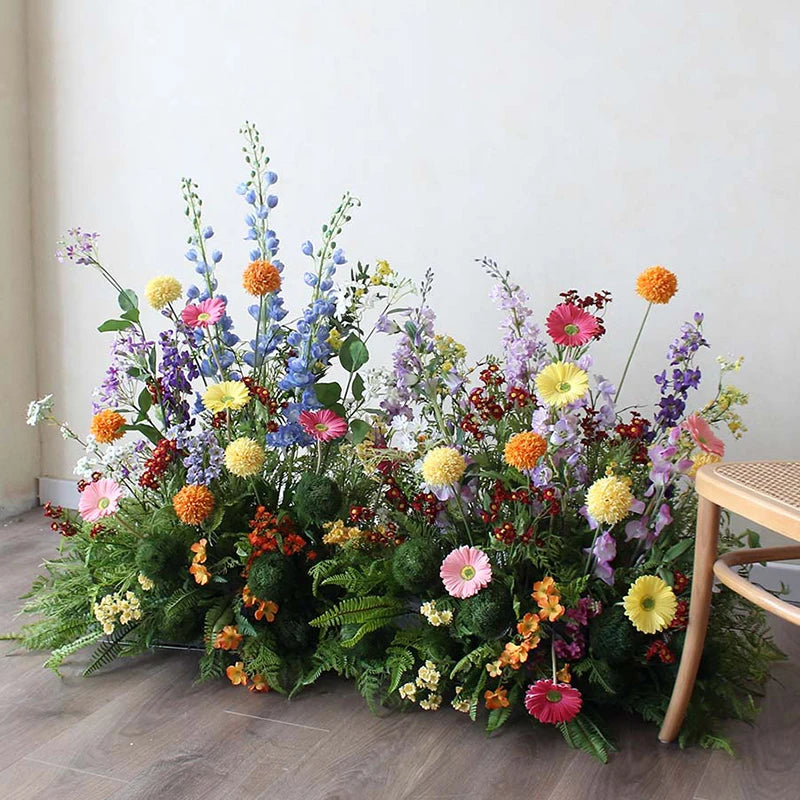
[0,0,38,517]
[25,0,800,481]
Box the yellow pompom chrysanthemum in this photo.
[535,361,589,407]
[224,437,266,477]
[585,475,634,525]
[623,575,677,633]
[421,446,466,486]
[202,381,251,414]
[144,276,182,310]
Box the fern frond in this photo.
[309,595,405,628]
[557,713,617,763]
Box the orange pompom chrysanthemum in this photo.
[636,265,678,304]
[90,409,126,444]
[504,431,547,471]
[242,260,281,296]
[173,484,215,525]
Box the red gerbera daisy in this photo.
[524,679,582,724]
[545,304,599,347]
[299,409,348,442]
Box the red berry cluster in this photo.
[348,505,375,525]
[365,520,404,547]
[468,387,505,421]
[541,486,561,516]
[507,386,530,407]
[241,376,281,415]
[579,408,609,445]
[669,600,689,631]
[43,502,78,537]
[211,412,227,429]
[411,492,444,523]
[459,411,485,441]
[139,439,178,490]
[493,521,516,544]
[558,290,612,340]
[672,570,689,594]
[90,523,107,538]
[245,506,306,569]
[480,480,555,524]
[384,477,409,513]
[479,363,505,387]
[76,472,103,493]
[645,639,676,664]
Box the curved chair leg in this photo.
[658,496,720,743]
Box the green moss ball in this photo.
[293,473,343,525]
[247,551,296,602]
[391,537,442,593]
[135,533,187,587]
[457,583,513,640]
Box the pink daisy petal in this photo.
[683,414,725,457]
[524,679,582,724]
[299,409,348,442]
[78,479,123,522]
[181,297,226,329]
[440,545,492,599]
[545,304,599,347]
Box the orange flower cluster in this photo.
[174,484,215,526]
[189,536,210,585]
[504,431,547,471]
[90,409,126,444]
[496,611,542,672]
[250,673,270,693]
[226,661,247,686]
[532,576,564,622]
[214,625,243,651]
[243,260,281,296]
[246,507,306,568]
[484,686,509,710]
[242,586,279,623]
[636,265,677,305]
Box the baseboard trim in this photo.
[38,477,80,510]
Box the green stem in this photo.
[551,639,558,683]
[615,302,652,403]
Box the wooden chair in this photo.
[659,460,800,743]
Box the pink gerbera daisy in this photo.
[78,479,123,522]
[524,679,583,724]
[299,409,348,442]
[181,297,226,328]
[545,304,599,347]
[683,414,725,457]
[440,545,492,599]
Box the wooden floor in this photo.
[1,510,798,800]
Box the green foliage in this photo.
[557,713,618,763]
[247,551,296,601]
[197,649,226,684]
[456,584,513,640]
[391,537,441,593]
[135,532,188,588]
[589,605,636,665]
[293,473,343,525]
[44,630,105,675]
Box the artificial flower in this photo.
[90,409,126,444]
[226,661,248,686]
[500,641,532,669]
[254,600,278,622]
[144,275,182,310]
[504,431,547,471]
[78,478,123,522]
[202,381,251,413]
[585,475,634,526]
[623,575,677,634]
[419,694,443,711]
[243,260,281,296]
[486,660,503,678]
[181,297,226,328]
[214,625,244,651]
[684,414,725,457]
[452,689,471,713]
[556,664,572,684]
[298,409,348,442]
[224,437,266,477]
[524,680,582,724]
[189,563,210,585]
[636,265,678,304]
[137,573,155,591]
[399,682,417,701]
[517,612,541,637]
[545,303,599,347]
[249,674,270,693]
[689,451,722,477]
[26,394,54,426]
[421,446,466,486]
[532,576,558,604]
[484,687,510,710]
[440,545,492,599]
[190,538,208,564]
[173,484,215,525]
[538,594,565,622]
[535,361,589,407]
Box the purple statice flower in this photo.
[182,430,224,485]
[158,329,199,426]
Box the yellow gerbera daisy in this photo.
[224,437,266,477]
[144,275,182,310]
[585,475,634,525]
[202,381,251,414]
[421,446,466,486]
[623,575,677,634]
[535,361,589,407]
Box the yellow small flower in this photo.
[224,437,265,477]
[485,660,503,678]
[137,573,155,591]
[690,451,722,477]
[202,381,250,413]
[585,475,634,525]
[623,575,677,633]
[421,446,466,486]
[144,275,182,310]
[328,328,343,351]
[535,361,589,407]
[399,682,417,701]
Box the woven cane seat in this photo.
[696,461,800,541]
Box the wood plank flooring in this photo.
[1,509,798,800]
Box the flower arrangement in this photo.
[16,126,781,761]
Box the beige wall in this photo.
[24,0,800,485]
[0,0,38,517]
